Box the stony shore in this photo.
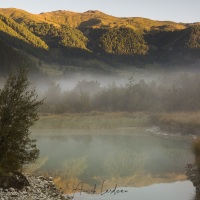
[186,163,200,192]
[0,175,67,200]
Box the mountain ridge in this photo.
[0,8,200,73]
[0,8,188,31]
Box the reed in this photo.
[151,112,200,134]
[33,112,151,129]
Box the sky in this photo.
[0,0,199,23]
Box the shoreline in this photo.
[186,163,200,192]
[33,112,200,137]
[0,174,66,200]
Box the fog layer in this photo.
[36,70,200,113]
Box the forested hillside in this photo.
[0,14,48,49]
[0,39,37,73]
[0,8,200,72]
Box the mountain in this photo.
[0,39,37,73]
[0,8,200,73]
[0,12,48,48]
[0,8,186,31]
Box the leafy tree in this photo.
[0,68,43,174]
[186,25,200,49]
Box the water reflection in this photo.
[24,156,49,174]
[62,156,88,178]
[30,128,194,196]
[102,151,147,177]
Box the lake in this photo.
[30,128,195,200]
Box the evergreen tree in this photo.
[0,68,43,174]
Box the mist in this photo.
[30,67,200,114]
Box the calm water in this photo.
[30,128,195,200]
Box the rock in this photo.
[193,179,200,186]
[48,181,54,184]
[38,176,45,180]
[43,180,49,185]
[66,195,73,200]
[8,187,15,192]
[22,191,28,195]
[0,174,66,200]
[10,192,18,197]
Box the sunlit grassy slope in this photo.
[0,8,186,31]
[0,13,48,49]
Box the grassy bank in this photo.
[34,112,200,135]
[151,112,200,135]
[33,112,151,129]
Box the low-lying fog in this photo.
[30,68,200,113]
[57,69,160,91]
[34,68,195,93]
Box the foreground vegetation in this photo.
[0,69,42,175]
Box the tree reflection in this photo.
[102,151,147,177]
[62,156,88,178]
[24,156,49,173]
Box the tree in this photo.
[0,68,43,174]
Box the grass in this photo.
[151,112,200,134]
[33,112,151,129]
[34,111,200,134]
